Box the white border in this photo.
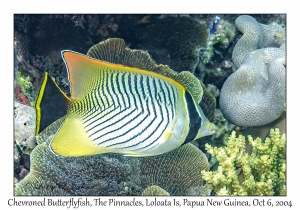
[2,0,299,209]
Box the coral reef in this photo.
[219,15,286,127]
[196,16,237,91]
[13,14,287,196]
[210,109,239,147]
[14,101,36,183]
[232,15,285,69]
[201,128,286,196]
[133,16,208,73]
[15,118,211,195]
[14,142,132,196]
[15,37,213,195]
[141,185,170,196]
[14,101,37,154]
[200,16,236,65]
[220,47,285,127]
[15,117,132,196]
[131,143,211,196]
[14,15,209,98]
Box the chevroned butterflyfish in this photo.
[35,38,216,157]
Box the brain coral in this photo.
[14,136,132,196]
[219,15,286,127]
[232,15,285,69]
[131,143,210,196]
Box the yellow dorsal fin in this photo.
[87,38,204,103]
[62,51,100,99]
[62,51,186,100]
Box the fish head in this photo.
[196,120,216,139]
[193,103,216,139]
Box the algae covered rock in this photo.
[134,16,208,73]
[14,101,37,154]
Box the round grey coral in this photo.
[220,15,286,127]
[219,48,285,127]
[232,15,262,69]
[232,15,285,69]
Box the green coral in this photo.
[16,70,35,106]
[133,143,211,196]
[210,109,239,147]
[141,185,170,196]
[201,128,286,196]
[200,19,236,65]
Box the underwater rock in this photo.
[14,15,209,98]
[14,101,37,154]
[133,16,208,73]
[14,143,21,165]
[219,15,286,127]
[15,85,30,106]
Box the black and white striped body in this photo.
[68,68,189,156]
[48,51,215,157]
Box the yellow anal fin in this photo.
[50,115,105,157]
[35,72,70,135]
[122,152,153,157]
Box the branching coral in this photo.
[201,128,286,196]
